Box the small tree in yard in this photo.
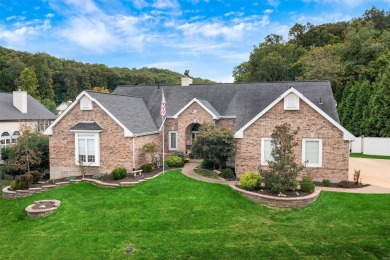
[143,142,159,164]
[4,131,42,179]
[260,123,305,194]
[191,124,235,169]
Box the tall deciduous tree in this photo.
[14,67,39,99]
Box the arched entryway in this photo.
[185,123,201,158]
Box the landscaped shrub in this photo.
[10,180,18,190]
[300,176,315,193]
[338,180,355,188]
[140,163,153,172]
[322,179,331,186]
[30,170,42,184]
[16,173,32,189]
[173,151,185,160]
[220,168,235,179]
[111,167,127,180]
[240,172,261,191]
[165,156,183,167]
[201,159,215,169]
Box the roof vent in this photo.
[319,97,323,105]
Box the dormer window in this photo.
[80,96,92,110]
[284,93,299,110]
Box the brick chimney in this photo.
[181,70,193,86]
[13,87,28,113]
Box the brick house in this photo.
[1,89,56,162]
[44,79,354,181]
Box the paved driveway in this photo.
[349,158,390,188]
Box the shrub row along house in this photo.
[44,77,355,181]
[0,89,56,161]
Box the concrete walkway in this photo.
[182,160,390,194]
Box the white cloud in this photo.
[0,17,51,47]
[133,0,149,9]
[267,0,280,7]
[153,0,179,9]
[302,0,365,6]
[292,13,353,25]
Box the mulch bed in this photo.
[31,201,56,210]
[236,185,312,198]
[26,166,180,188]
[313,181,370,189]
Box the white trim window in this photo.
[284,93,300,110]
[80,96,92,110]
[302,138,322,167]
[169,131,178,150]
[261,138,274,165]
[75,133,100,166]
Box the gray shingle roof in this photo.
[113,81,339,132]
[70,122,103,131]
[0,93,57,121]
[86,91,158,135]
[196,98,221,117]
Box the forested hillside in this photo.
[0,47,213,107]
[234,7,390,137]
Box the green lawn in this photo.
[350,153,390,160]
[194,168,219,179]
[0,170,389,259]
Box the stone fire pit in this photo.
[25,200,61,217]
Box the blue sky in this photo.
[0,1,389,82]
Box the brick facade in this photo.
[236,99,349,181]
[49,100,159,179]
[49,93,349,182]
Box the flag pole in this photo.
[161,88,166,175]
[162,114,165,175]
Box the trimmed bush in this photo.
[240,172,261,191]
[173,151,185,160]
[30,170,42,184]
[10,180,18,190]
[220,168,235,179]
[338,180,355,188]
[165,156,183,167]
[111,167,127,180]
[15,173,32,189]
[300,176,315,193]
[201,159,215,169]
[140,163,153,172]
[322,179,331,186]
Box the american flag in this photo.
[160,90,166,117]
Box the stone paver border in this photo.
[25,199,61,217]
[181,161,390,208]
[2,170,168,200]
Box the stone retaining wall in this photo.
[2,172,164,200]
[229,184,321,208]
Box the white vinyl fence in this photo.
[350,137,390,156]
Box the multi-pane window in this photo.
[261,138,274,165]
[302,139,322,167]
[169,131,178,150]
[76,133,99,166]
[11,131,20,144]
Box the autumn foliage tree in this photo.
[191,124,235,169]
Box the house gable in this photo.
[173,98,220,119]
[234,88,355,141]
[44,91,133,137]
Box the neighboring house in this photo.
[56,101,72,115]
[0,89,57,160]
[44,78,355,181]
